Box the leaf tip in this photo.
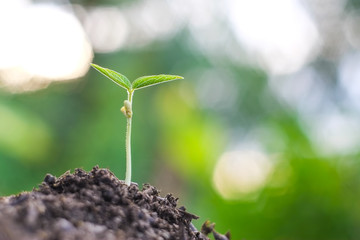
[90,63,100,70]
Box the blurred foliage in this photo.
[1,0,360,239]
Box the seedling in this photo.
[91,63,183,185]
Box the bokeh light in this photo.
[226,0,320,74]
[213,150,273,199]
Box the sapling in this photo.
[91,63,183,186]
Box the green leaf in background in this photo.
[91,63,132,91]
[132,74,183,90]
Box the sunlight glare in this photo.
[0,2,93,92]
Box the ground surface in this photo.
[0,166,229,240]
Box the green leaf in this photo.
[91,63,131,91]
[132,74,183,90]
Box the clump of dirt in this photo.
[0,166,229,240]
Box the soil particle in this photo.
[0,166,229,240]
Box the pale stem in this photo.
[124,90,134,186]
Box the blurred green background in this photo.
[1,0,360,239]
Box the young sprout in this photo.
[91,63,183,186]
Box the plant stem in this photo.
[125,90,134,186]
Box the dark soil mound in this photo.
[0,166,229,240]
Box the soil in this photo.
[0,166,230,240]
